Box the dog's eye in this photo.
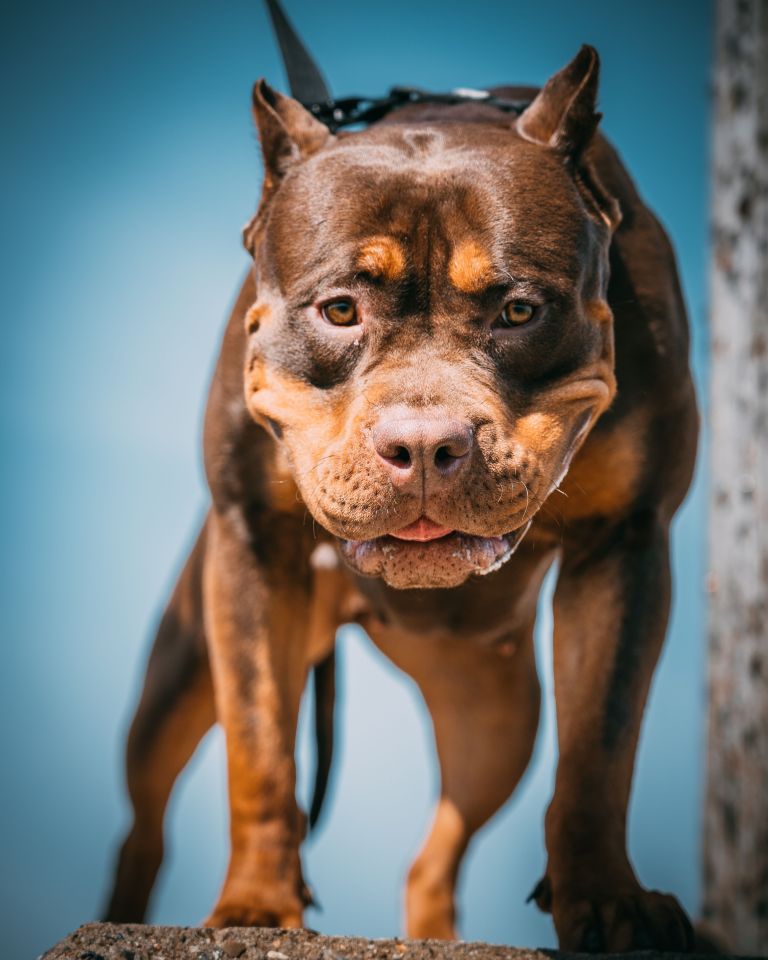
[321,300,359,326]
[495,302,535,328]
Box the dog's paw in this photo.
[549,884,694,952]
[204,902,304,929]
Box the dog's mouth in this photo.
[338,516,532,589]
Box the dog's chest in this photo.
[347,538,555,646]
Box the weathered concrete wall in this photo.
[704,0,768,952]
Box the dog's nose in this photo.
[372,416,474,488]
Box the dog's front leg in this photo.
[537,509,694,952]
[202,509,310,928]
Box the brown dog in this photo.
[104,45,698,952]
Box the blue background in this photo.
[1,2,711,958]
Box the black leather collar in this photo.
[305,86,531,132]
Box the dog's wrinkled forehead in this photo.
[263,126,599,301]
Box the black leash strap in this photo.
[264,0,331,105]
[264,0,531,132]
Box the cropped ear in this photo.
[252,78,333,183]
[517,45,601,160]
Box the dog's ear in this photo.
[517,45,620,230]
[252,79,333,184]
[517,45,601,160]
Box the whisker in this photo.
[294,453,339,480]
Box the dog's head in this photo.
[242,46,620,589]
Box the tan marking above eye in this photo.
[356,236,406,280]
[448,240,493,293]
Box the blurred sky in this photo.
[1,2,711,958]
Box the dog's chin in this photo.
[338,523,532,590]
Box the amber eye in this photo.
[321,299,359,326]
[496,301,535,328]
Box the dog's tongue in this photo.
[390,517,454,542]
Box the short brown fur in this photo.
[106,44,698,955]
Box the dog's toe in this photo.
[204,903,303,929]
[551,886,694,953]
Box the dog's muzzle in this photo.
[339,520,532,590]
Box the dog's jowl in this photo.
[105,44,698,952]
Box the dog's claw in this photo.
[526,875,552,911]
[552,886,694,953]
[302,883,319,910]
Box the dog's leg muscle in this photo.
[540,509,693,951]
[104,524,215,922]
[202,509,313,928]
[374,621,541,939]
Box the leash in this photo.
[264,0,531,132]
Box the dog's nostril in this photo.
[434,432,472,467]
[392,445,411,466]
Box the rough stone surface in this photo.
[40,923,765,960]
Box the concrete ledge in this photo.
[41,923,760,960]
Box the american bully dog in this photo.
[105,38,698,952]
